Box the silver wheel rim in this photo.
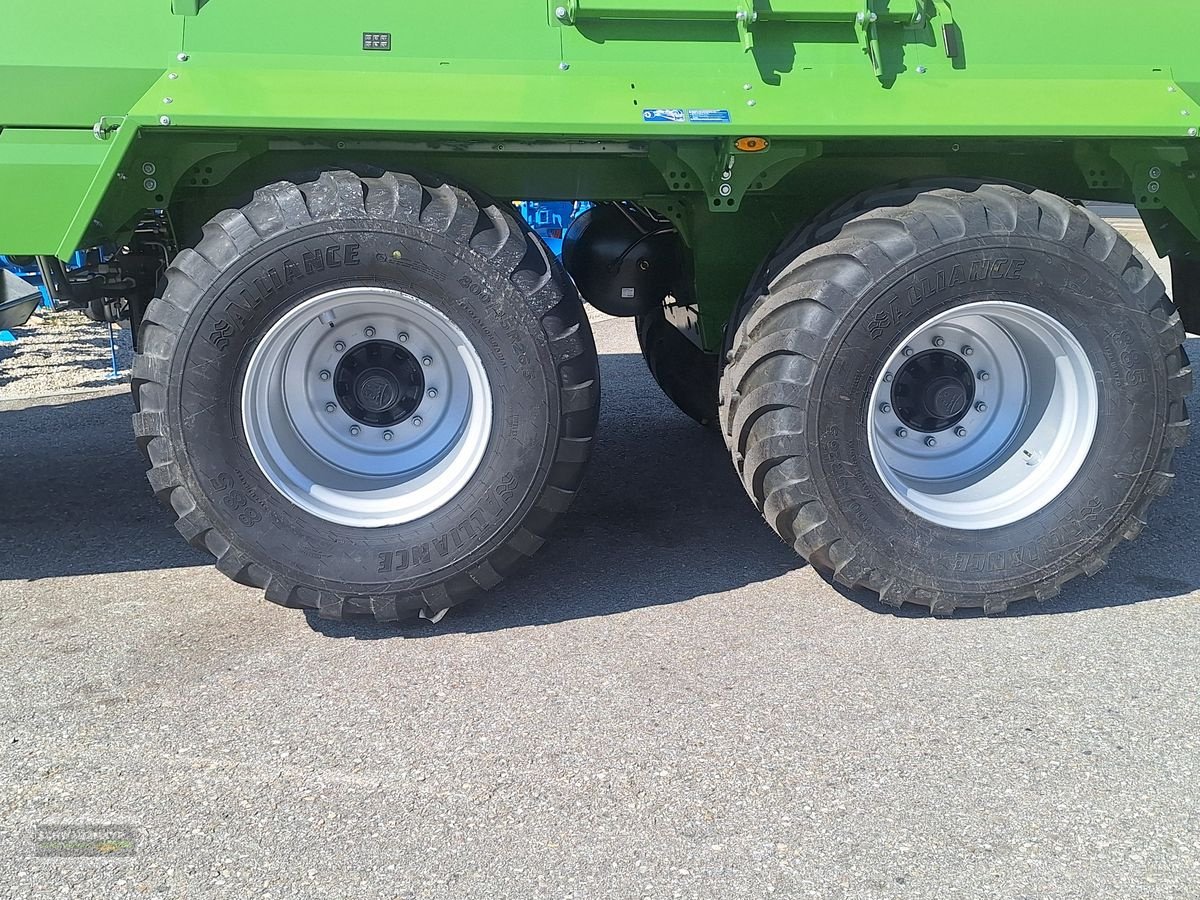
[242,287,493,527]
[867,300,1098,530]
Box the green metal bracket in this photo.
[650,139,822,213]
[171,0,203,15]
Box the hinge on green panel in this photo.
[92,116,125,142]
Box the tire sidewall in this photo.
[168,219,558,592]
[811,235,1167,595]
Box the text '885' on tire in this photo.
[132,171,599,622]
[721,184,1191,614]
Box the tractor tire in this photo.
[132,170,600,622]
[635,306,719,428]
[720,183,1190,614]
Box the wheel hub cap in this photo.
[334,340,425,427]
[892,349,976,433]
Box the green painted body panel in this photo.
[3,0,1200,345]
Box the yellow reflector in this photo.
[735,137,769,153]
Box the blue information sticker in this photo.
[643,108,686,124]
[687,109,732,124]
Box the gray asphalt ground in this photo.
[1,213,1198,899]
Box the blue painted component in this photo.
[517,201,590,258]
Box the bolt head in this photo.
[383,430,394,442]
[364,326,376,338]
[559,62,570,71]
[961,345,974,356]
[334,341,346,352]
[319,369,331,381]
[349,425,361,436]
[422,356,433,367]
[916,66,927,74]
[932,335,945,347]
[924,436,937,447]
[1149,166,1163,179]
[895,427,908,438]
[398,332,409,343]
[177,53,189,62]
[159,116,171,126]
[883,372,893,383]
[977,370,990,381]
[143,178,158,192]
[975,401,987,413]
[1148,181,1161,194]
[555,5,567,18]
[412,416,423,427]
[902,346,914,357]
[325,402,337,413]
[954,426,968,438]
[746,99,757,107]
[427,388,438,399]
[879,402,891,414]
[1191,127,1199,138]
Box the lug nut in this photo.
[883,372,894,383]
[364,326,376,338]
[879,402,891,414]
[412,416,423,427]
[925,436,937,447]
[383,430,394,441]
[932,335,945,347]
[422,356,433,367]
[962,345,974,356]
[349,425,361,436]
[902,346,914,357]
[325,402,337,413]
[427,388,438,399]
[319,369,331,381]
[334,340,346,352]
[954,426,968,438]
[398,332,409,343]
[975,401,987,413]
[895,427,908,438]
[977,370,990,381]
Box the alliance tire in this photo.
[132,170,600,622]
[720,183,1191,614]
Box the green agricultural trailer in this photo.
[2,0,1198,620]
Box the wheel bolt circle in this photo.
[334,340,346,352]
[325,402,337,413]
[896,427,908,438]
[422,356,433,367]
[398,332,409,343]
[350,425,361,436]
[364,326,376,338]
[954,426,968,438]
[932,335,945,347]
[975,401,987,413]
[879,402,891,414]
[925,436,937,447]
[383,430,394,441]
[319,369,331,381]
